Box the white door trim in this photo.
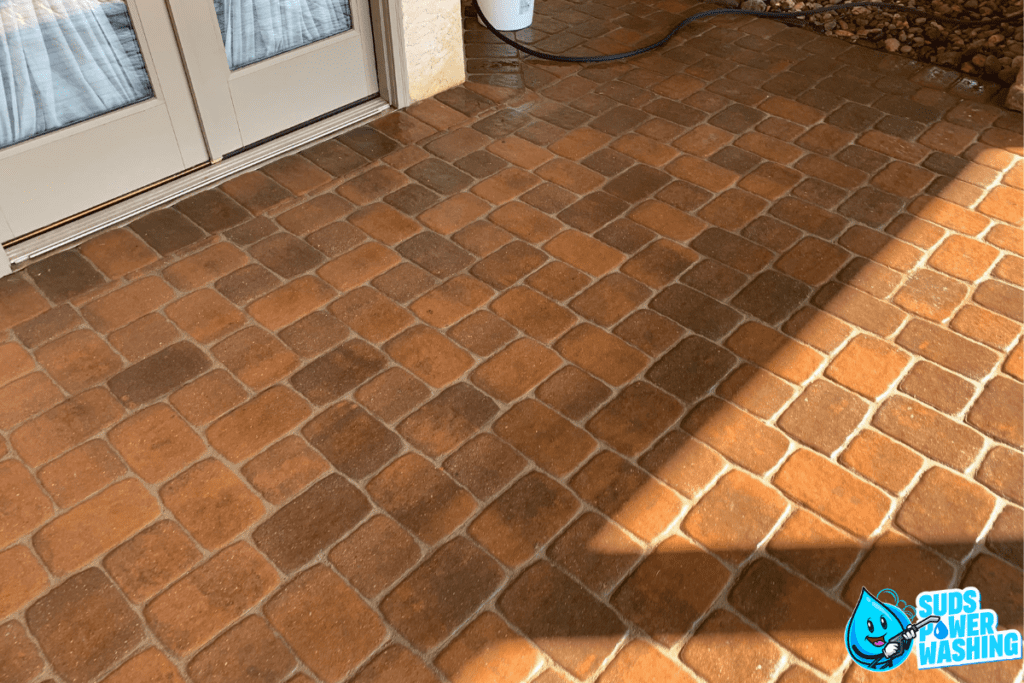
[3,97,391,267]
[166,0,379,158]
[372,0,413,109]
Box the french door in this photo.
[168,0,377,157]
[0,0,379,241]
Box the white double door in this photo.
[0,0,379,241]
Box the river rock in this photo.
[1007,63,1023,111]
[758,0,1023,110]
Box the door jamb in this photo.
[372,0,412,109]
[0,204,12,276]
[0,204,11,276]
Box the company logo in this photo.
[916,587,1022,669]
[844,586,1023,672]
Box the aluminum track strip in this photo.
[6,97,391,265]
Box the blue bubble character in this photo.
[845,588,939,671]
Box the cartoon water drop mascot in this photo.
[845,588,941,671]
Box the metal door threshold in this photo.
[4,96,391,268]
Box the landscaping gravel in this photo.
[750,0,1023,84]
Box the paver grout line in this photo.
[760,308,1003,511]
[18,342,790,663]
[8,229,1015,602]
[4,301,1019,569]
[963,495,1014,570]
[769,500,879,610]
[154,485,433,678]
[673,538,811,674]
[877,460,981,589]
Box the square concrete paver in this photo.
[0,1,1022,681]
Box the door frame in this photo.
[0,0,415,275]
[166,0,381,158]
[370,0,412,110]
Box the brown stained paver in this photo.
[1,2,1022,681]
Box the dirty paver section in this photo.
[0,1,1022,682]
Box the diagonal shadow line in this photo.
[489,131,1024,650]
[490,543,1022,679]
[294,19,1023,683]
[472,538,1023,682]
[520,542,1024,634]
[390,48,1024,679]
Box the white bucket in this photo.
[476,0,534,31]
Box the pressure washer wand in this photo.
[887,614,941,646]
[910,615,942,632]
[878,614,940,660]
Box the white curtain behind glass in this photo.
[0,0,152,149]
[214,0,351,70]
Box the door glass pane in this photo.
[0,0,153,149]
[214,0,352,70]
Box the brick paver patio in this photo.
[0,2,1022,681]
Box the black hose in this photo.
[471,0,1024,63]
